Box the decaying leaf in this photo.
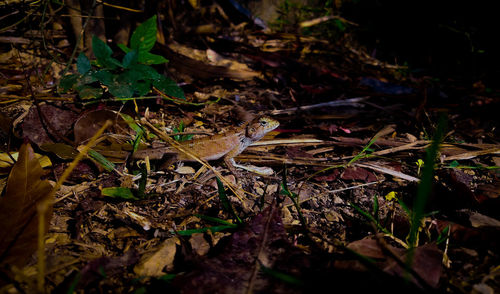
[76,250,139,290]
[134,237,179,276]
[0,143,54,268]
[347,237,443,289]
[74,109,129,145]
[22,104,79,145]
[173,205,289,293]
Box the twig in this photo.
[354,162,420,182]
[270,97,368,115]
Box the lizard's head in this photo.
[246,116,279,140]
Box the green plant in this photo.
[173,121,194,142]
[174,178,242,236]
[59,15,184,100]
[216,177,243,224]
[350,114,449,249]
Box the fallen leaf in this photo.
[384,243,443,289]
[347,237,443,289]
[77,250,139,289]
[22,103,78,145]
[134,237,179,276]
[189,233,210,256]
[74,109,129,145]
[341,166,378,182]
[469,212,500,228]
[0,143,54,267]
[173,205,288,293]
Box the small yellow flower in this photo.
[416,159,424,175]
[385,191,398,201]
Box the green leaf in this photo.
[260,265,304,286]
[119,69,142,83]
[138,51,168,65]
[108,82,134,98]
[88,149,115,171]
[120,113,143,134]
[132,132,143,152]
[436,225,450,245]
[76,85,103,99]
[173,121,185,141]
[133,80,152,96]
[92,35,112,63]
[93,70,114,85]
[216,177,242,224]
[153,76,185,99]
[101,187,138,200]
[92,36,122,69]
[77,52,91,74]
[129,63,161,79]
[103,57,123,69]
[194,214,237,226]
[408,113,447,248]
[130,15,157,53]
[118,113,145,152]
[176,225,237,236]
[78,72,98,85]
[137,164,147,198]
[122,50,138,68]
[59,74,79,92]
[118,43,132,53]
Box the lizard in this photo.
[132,116,280,175]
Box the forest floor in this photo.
[0,3,499,293]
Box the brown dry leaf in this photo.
[134,237,179,276]
[174,205,289,293]
[347,237,443,289]
[0,143,54,267]
[22,103,79,145]
[384,243,443,289]
[158,43,261,81]
[469,212,500,228]
[341,166,378,182]
[314,169,340,182]
[347,237,404,260]
[189,233,210,256]
[74,109,129,145]
[39,143,80,160]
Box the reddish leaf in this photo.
[174,206,289,293]
[74,109,128,145]
[341,166,378,182]
[347,237,443,289]
[314,169,340,182]
[384,243,443,289]
[0,143,54,267]
[22,104,78,145]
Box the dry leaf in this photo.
[0,143,54,267]
[134,237,179,276]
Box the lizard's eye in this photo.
[260,120,268,126]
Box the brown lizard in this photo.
[132,116,279,175]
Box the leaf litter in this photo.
[0,2,499,293]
